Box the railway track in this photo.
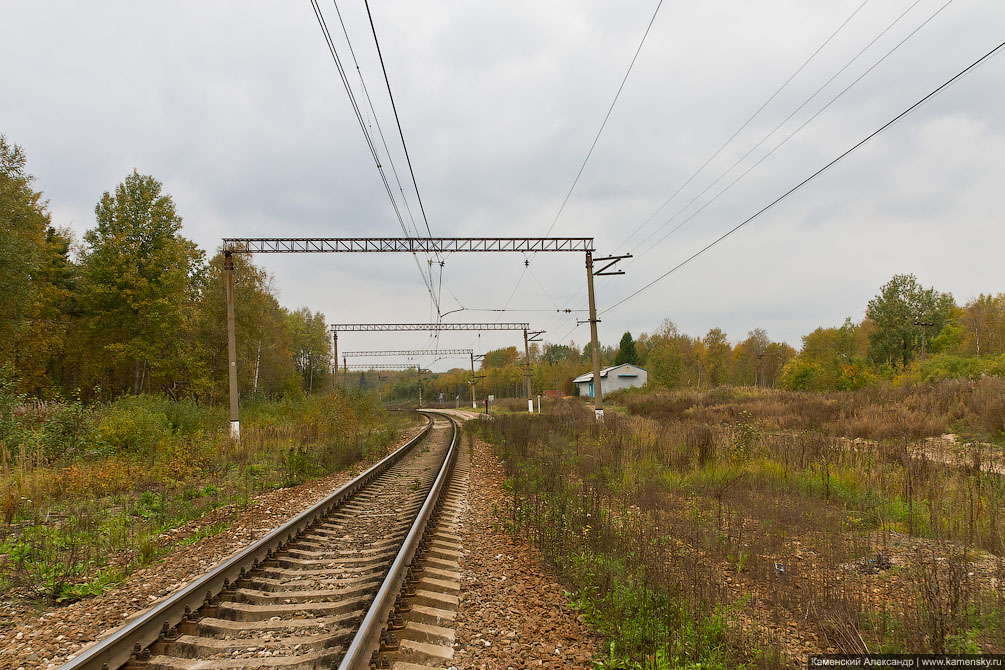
[59,411,463,670]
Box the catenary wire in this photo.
[364,0,437,245]
[363,0,448,316]
[546,0,950,340]
[309,0,438,307]
[497,1,664,324]
[599,37,1005,318]
[628,0,934,257]
[332,0,442,315]
[616,0,872,252]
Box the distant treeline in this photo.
[401,281,1005,400]
[1,137,332,402]
[4,136,1003,403]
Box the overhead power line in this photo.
[499,1,663,324]
[616,0,873,252]
[332,0,423,241]
[364,0,435,245]
[543,0,664,239]
[546,0,952,340]
[600,37,1005,317]
[628,0,940,258]
[309,0,438,306]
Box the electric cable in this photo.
[616,0,873,251]
[543,0,664,239]
[629,0,938,257]
[496,1,663,324]
[601,37,1005,316]
[309,0,438,307]
[364,0,437,245]
[546,0,952,340]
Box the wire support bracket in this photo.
[593,253,632,276]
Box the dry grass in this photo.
[0,391,415,603]
[474,387,1005,665]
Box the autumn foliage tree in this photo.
[866,274,955,370]
[0,137,49,366]
[78,170,205,396]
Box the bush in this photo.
[95,395,174,457]
[922,354,1005,383]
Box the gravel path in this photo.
[453,434,597,669]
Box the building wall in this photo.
[605,366,647,392]
[575,365,647,397]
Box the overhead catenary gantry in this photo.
[342,349,473,357]
[223,237,624,437]
[330,323,530,410]
[222,237,594,254]
[343,363,430,370]
[331,322,529,332]
[338,349,474,405]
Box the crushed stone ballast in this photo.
[58,411,462,670]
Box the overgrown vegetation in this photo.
[0,383,415,603]
[473,385,1005,666]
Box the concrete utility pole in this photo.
[523,329,533,413]
[583,251,631,422]
[585,251,604,421]
[332,331,338,385]
[225,252,240,439]
[523,328,544,413]
[470,352,476,409]
[915,319,935,362]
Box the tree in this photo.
[79,171,204,395]
[731,329,770,386]
[0,137,49,363]
[287,307,331,394]
[15,227,79,395]
[614,332,639,366]
[960,294,1005,356]
[866,274,955,369]
[482,347,518,369]
[702,328,732,386]
[197,252,293,401]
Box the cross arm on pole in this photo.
[593,254,632,276]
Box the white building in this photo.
[573,364,648,397]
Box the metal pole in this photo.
[523,329,533,413]
[585,251,603,421]
[343,356,347,387]
[470,352,476,409]
[332,331,338,386]
[225,252,240,439]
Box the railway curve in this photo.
[57,411,462,670]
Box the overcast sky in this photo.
[3,1,1004,369]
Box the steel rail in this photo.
[338,411,460,670]
[57,414,436,670]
